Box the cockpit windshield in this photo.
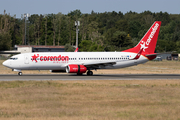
[9,58,18,60]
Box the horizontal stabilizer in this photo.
[145,52,171,57]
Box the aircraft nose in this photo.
[2,60,9,67]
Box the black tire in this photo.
[87,71,93,76]
[89,71,93,75]
[18,72,22,76]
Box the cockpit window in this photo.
[9,58,18,60]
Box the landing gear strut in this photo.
[18,72,22,76]
[87,71,93,76]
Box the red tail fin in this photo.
[123,21,161,54]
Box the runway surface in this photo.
[0,74,180,81]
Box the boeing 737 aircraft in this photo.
[3,21,161,76]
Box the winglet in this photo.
[75,48,78,52]
[131,48,143,60]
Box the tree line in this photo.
[0,9,180,52]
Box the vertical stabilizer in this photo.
[123,21,161,54]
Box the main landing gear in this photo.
[18,72,22,76]
[87,71,93,76]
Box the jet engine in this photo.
[66,64,87,73]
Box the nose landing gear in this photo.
[18,72,22,76]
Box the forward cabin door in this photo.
[24,55,29,64]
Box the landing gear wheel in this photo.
[87,71,93,76]
[18,72,22,76]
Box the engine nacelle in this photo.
[66,64,87,73]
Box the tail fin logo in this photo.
[140,41,148,52]
[146,23,159,46]
[140,23,159,52]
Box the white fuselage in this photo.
[3,52,148,71]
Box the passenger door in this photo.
[24,55,29,64]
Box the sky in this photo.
[0,0,180,18]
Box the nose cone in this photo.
[2,60,9,67]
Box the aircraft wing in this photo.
[76,48,144,69]
[83,61,116,69]
[82,49,143,69]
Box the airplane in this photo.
[3,21,161,76]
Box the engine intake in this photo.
[66,64,87,73]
